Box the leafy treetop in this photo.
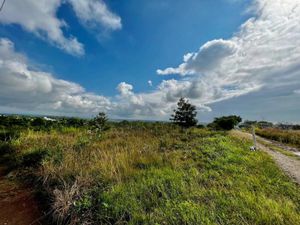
[170,98,198,128]
[208,115,242,130]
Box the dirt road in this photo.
[233,130,300,185]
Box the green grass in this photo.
[1,124,300,224]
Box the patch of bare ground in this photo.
[0,166,49,225]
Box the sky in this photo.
[0,0,299,123]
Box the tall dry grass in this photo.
[256,128,300,148]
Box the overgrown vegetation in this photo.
[256,128,300,148]
[0,114,89,132]
[0,118,299,224]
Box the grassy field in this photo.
[256,128,300,148]
[1,123,300,224]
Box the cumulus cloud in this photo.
[117,82,134,96]
[0,0,84,56]
[156,0,300,109]
[113,80,212,119]
[0,38,111,115]
[157,39,238,75]
[0,38,174,119]
[0,0,121,56]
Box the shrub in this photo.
[21,148,50,167]
[208,115,242,130]
[90,112,110,134]
[0,129,20,141]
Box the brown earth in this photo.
[0,166,50,225]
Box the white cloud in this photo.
[0,38,171,119]
[294,90,300,94]
[148,80,153,87]
[0,0,121,56]
[68,0,122,31]
[117,82,134,96]
[0,0,84,56]
[156,0,300,110]
[0,38,111,115]
[157,39,238,76]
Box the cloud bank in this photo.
[157,0,300,106]
[0,38,111,116]
[0,0,122,56]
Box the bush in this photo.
[208,115,242,130]
[0,129,20,141]
[21,149,50,167]
[90,112,110,134]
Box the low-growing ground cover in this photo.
[1,123,300,224]
[256,128,300,148]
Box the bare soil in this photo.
[0,166,49,225]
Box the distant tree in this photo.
[31,117,46,127]
[90,112,110,133]
[65,117,86,127]
[257,121,273,129]
[170,98,198,128]
[208,115,242,130]
[239,120,257,129]
[119,120,130,127]
[292,124,300,130]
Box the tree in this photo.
[31,117,46,127]
[90,112,110,133]
[170,98,198,128]
[65,117,86,127]
[208,115,242,130]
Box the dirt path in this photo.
[232,130,300,185]
[254,135,300,157]
[0,166,49,225]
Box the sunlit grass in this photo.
[5,124,300,224]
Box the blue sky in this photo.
[2,0,250,96]
[0,0,299,122]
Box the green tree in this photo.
[31,117,46,127]
[90,112,110,133]
[170,98,198,128]
[208,115,242,130]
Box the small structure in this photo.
[250,125,257,151]
[43,117,56,121]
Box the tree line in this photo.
[3,97,294,132]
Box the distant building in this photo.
[43,117,56,122]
